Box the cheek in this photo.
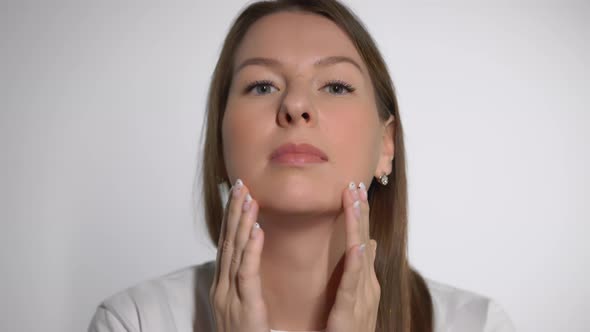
[221,104,269,181]
[324,105,381,178]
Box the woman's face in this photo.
[222,11,393,216]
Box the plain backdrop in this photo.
[1,0,588,331]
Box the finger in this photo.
[219,180,248,291]
[357,182,370,288]
[237,221,265,305]
[343,182,362,250]
[357,182,370,242]
[356,182,372,285]
[212,181,235,291]
[230,194,258,290]
[211,180,242,318]
[332,243,365,313]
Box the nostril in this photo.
[302,113,310,121]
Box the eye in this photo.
[322,80,356,95]
[245,80,279,95]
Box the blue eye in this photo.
[322,80,355,95]
[245,80,279,95]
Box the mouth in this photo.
[270,142,328,166]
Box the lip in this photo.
[270,142,329,165]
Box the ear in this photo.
[375,115,395,178]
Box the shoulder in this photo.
[88,261,216,332]
[423,277,516,332]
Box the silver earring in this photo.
[378,174,389,186]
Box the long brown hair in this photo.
[198,0,433,331]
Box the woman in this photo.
[89,0,516,331]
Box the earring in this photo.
[378,174,389,186]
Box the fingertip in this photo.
[342,181,357,206]
[250,222,261,240]
[358,181,368,202]
[258,227,264,246]
[253,223,265,251]
[256,224,264,242]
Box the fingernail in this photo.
[348,181,359,201]
[232,179,243,197]
[242,193,252,212]
[353,200,361,219]
[358,243,366,256]
[358,182,368,201]
[250,222,260,239]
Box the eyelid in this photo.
[243,79,355,94]
[244,79,279,94]
[321,79,356,93]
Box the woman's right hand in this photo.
[209,179,270,332]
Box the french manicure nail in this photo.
[348,181,359,201]
[232,179,243,197]
[358,243,366,256]
[353,200,361,219]
[242,193,252,211]
[250,222,260,239]
[358,182,367,202]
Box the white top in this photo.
[87,260,516,332]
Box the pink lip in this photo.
[270,143,328,165]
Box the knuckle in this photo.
[340,289,356,304]
[212,294,225,312]
[237,270,247,283]
[237,268,251,283]
[222,240,234,253]
[231,251,241,267]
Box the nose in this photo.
[277,84,317,128]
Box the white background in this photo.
[1,1,588,331]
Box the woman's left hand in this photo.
[326,182,380,332]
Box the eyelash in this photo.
[244,80,276,94]
[244,79,356,94]
[325,79,356,93]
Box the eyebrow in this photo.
[234,56,363,74]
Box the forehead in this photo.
[234,11,365,70]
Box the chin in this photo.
[258,187,341,217]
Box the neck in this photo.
[258,209,347,331]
